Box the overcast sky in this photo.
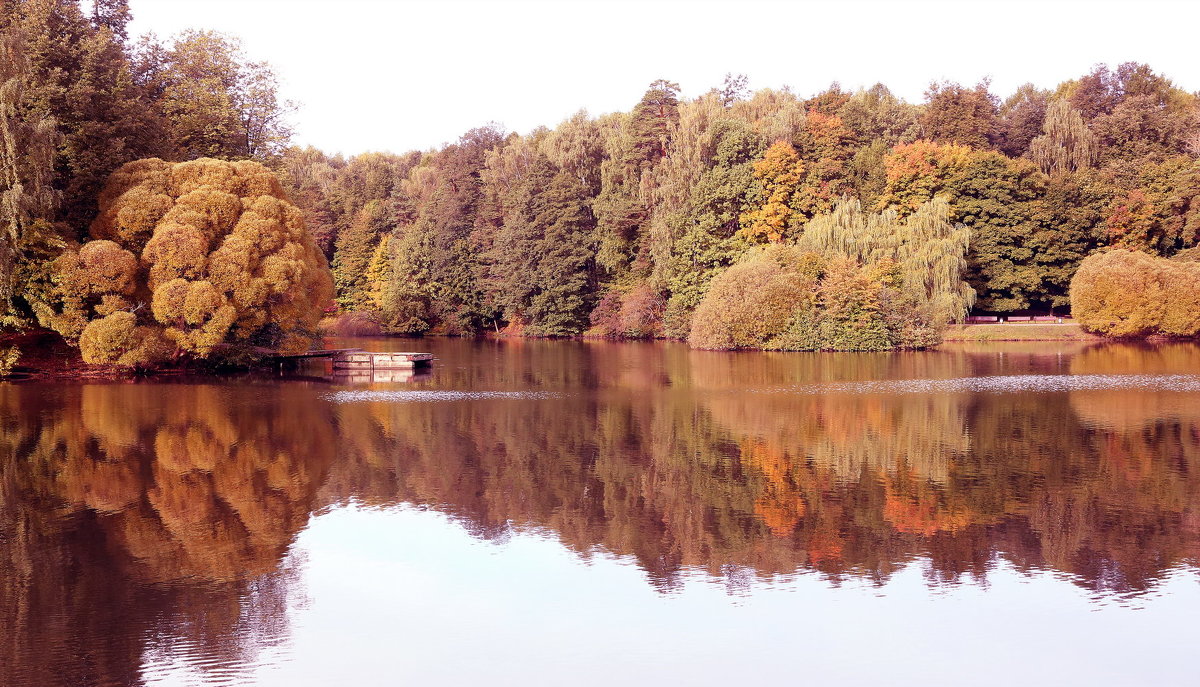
[127,0,1200,157]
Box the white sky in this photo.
[127,0,1200,157]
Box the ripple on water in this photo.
[323,390,565,404]
[776,373,1200,395]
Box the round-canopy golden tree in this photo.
[40,158,333,365]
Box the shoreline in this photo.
[4,324,1187,381]
[940,323,1099,342]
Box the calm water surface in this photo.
[2,338,1199,686]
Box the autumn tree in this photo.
[1065,64,1120,121]
[919,80,1000,149]
[739,141,805,242]
[1070,249,1175,336]
[1103,156,1200,255]
[797,196,974,325]
[134,30,294,161]
[878,140,1093,311]
[1089,63,1198,162]
[688,246,818,349]
[689,245,938,351]
[37,158,332,365]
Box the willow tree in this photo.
[688,244,940,351]
[38,158,333,365]
[1027,99,1096,175]
[796,196,974,324]
[0,26,58,328]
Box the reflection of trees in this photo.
[3,339,1200,684]
[323,339,1200,595]
[0,382,334,687]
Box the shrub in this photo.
[690,246,940,351]
[1070,249,1167,337]
[689,248,819,350]
[587,284,666,339]
[326,311,384,337]
[37,159,334,366]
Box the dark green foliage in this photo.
[838,83,919,148]
[378,125,504,335]
[331,200,388,310]
[660,118,761,336]
[0,22,58,327]
[484,154,597,336]
[1027,171,1107,309]
[3,0,167,235]
[881,142,1100,312]
[998,84,1049,158]
[593,80,681,279]
[626,79,680,168]
[949,153,1048,311]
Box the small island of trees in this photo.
[3,0,1200,373]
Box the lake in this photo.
[2,337,1198,686]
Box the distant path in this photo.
[943,322,1098,342]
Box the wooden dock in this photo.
[331,350,434,371]
[273,348,434,374]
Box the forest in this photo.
[2,0,1200,367]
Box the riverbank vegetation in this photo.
[2,0,1200,368]
[1070,248,1200,337]
[40,158,332,366]
[299,65,1198,350]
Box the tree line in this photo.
[2,1,1199,361]
[288,68,1200,346]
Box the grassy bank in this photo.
[941,323,1099,342]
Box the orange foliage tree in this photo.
[739,141,805,242]
[38,158,333,365]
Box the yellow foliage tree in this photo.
[39,158,333,365]
[739,141,805,243]
[1070,249,1169,336]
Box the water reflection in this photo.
[1,340,1199,685]
[0,383,334,686]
